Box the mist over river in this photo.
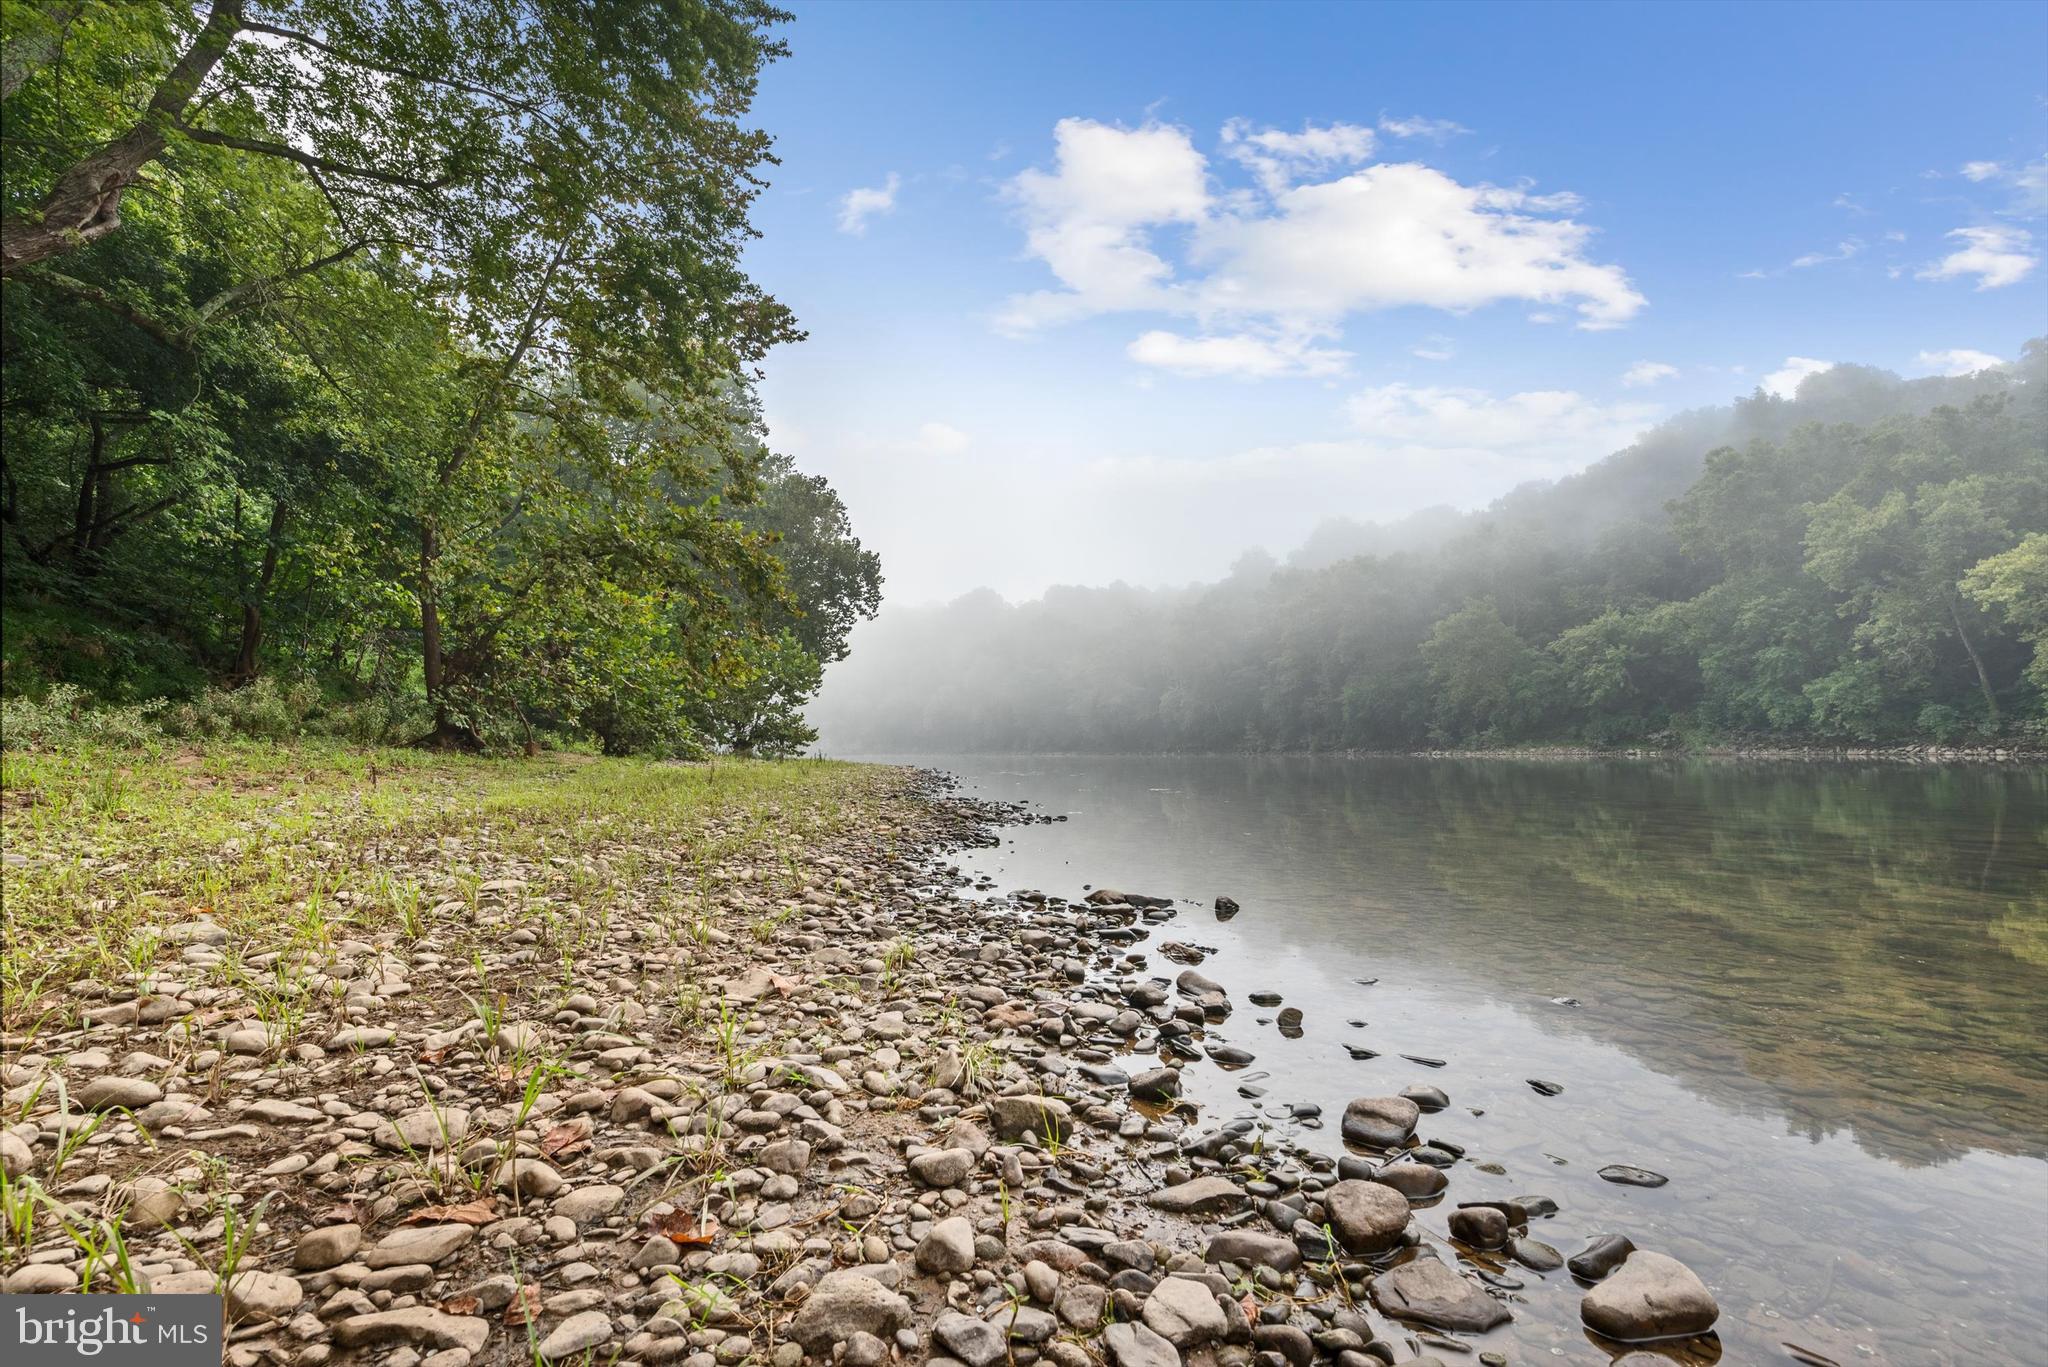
[854,754,2048,1363]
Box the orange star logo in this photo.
[129,1313,147,1325]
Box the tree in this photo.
[1963,534,2048,701]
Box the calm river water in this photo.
[866,755,2048,1365]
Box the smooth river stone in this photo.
[1371,1254,1511,1332]
[1341,1095,1420,1149]
[1323,1179,1411,1254]
[1580,1250,1719,1341]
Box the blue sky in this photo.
[744,0,2048,604]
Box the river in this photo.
[863,755,2048,1364]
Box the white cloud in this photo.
[1343,382,1658,453]
[1377,114,1469,141]
[1080,383,1659,516]
[998,119,1645,349]
[1917,225,2037,289]
[1221,119,1376,195]
[997,120,1209,331]
[1762,356,1833,399]
[1621,360,1679,387]
[912,422,969,456]
[1411,334,1455,362]
[1913,348,2008,376]
[1790,237,1862,269]
[1128,330,1350,379]
[837,173,901,235]
[1960,161,2003,182]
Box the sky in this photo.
[743,0,2048,606]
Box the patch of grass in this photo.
[0,741,893,1032]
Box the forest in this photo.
[0,1,878,756]
[813,350,2048,753]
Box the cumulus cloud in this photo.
[1762,356,1833,399]
[1621,360,1679,387]
[1221,119,1377,195]
[1913,348,2008,376]
[1128,330,1350,379]
[998,119,1645,349]
[837,173,901,235]
[1917,225,2037,289]
[1960,161,2003,182]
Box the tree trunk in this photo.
[419,521,445,714]
[1949,596,2000,728]
[232,500,286,684]
[0,1,243,275]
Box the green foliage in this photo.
[0,1,875,755]
[818,347,2048,751]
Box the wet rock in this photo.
[1214,896,1240,920]
[1248,992,1283,1007]
[1340,1095,1420,1149]
[1511,1236,1564,1271]
[1568,1233,1636,1281]
[1448,1207,1509,1250]
[1143,1275,1227,1346]
[1597,1164,1668,1188]
[1128,1067,1181,1103]
[1324,1179,1411,1255]
[1527,1078,1564,1097]
[1371,1161,1447,1200]
[1372,1255,1511,1332]
[787,1269,912,1351]
[1397,1084,1448,1113]
[1580,1250,1719,1341]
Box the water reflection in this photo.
[880,755,2048,1363]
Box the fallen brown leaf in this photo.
[402,1197,497,1226]
[503,1284,542,1326]
[540,1121,590,1159]
[438,1294,480,1316]
[650,1207,719,1247]
[417,1045,452,1065]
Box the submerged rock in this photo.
[1580,1250,1719,1341]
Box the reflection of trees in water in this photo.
[1165,758,2048,1167]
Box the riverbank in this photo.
[2,745,1724,1365]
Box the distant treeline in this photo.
[815,347,2048,752]
[0,4,877,756]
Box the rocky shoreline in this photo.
[1,764,1722,1366]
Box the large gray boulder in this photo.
[1580,1250,1719,1341]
